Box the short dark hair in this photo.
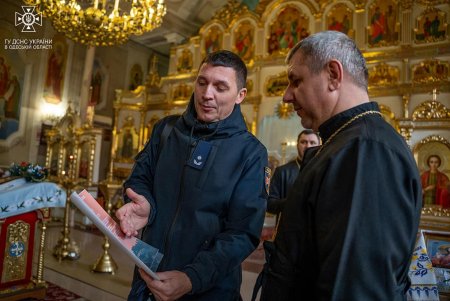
[427,154,441,167]
[297,129,320,142]
[199,50,247,90]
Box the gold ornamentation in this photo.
[254,0,273,16]
[265,71,288,97]
[144,115,160,144]
[379,104,399,131]
[414,134,450,149]
[422,206,450,217]
[212,0,248,25]
[412,59,449,83]
[368,62,400,87]
[412,101,450,120]
[146,55,161,92]
[3,221,30,283]
[400,127,413,145]
[275,102,294,120]
[246,79,253,95]
[402,94,410,118]
[23,0,166,47]
[416,0,448,6]
[177,49,193,74]
[400,0,413,9]
[315,111,382,157]
[172,83,193,103]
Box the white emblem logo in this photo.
[194,155,203,166]
[15,6,42,33]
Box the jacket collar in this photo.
[181,93,248,139]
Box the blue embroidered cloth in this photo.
[407,231,439,301]
[0,178,66,219]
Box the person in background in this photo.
[267,129,319,219]
[117,50,269,301]
[258,30,422,301]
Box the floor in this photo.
[31,217,450,301]
[36,220,266,301]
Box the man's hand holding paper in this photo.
[116,188,151,237]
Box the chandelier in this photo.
[23,0,166,47]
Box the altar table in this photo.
[0,178,66,300]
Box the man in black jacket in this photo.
[267,129,319,220]
[116,50,268,301]
[259,31,421,301]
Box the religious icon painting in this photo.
[413,135,450,209]
[423,231,450,295]
[326,3,354,38]
[44,34,67,104]
[415,8,447,44]
[89,59,104,107]
[204,26,223,55]
[0,25,28,142]
[0,54,23,140]
[268,5,309,55]
[367,0,399,47]
[233,21,255,64]
[117,115,139,161]
[177,48,193,73]
[129,64,143,91]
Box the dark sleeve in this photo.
[182,145,268,294]
[267,167,286,214]
[315,139,421,300]
[122,117,171,225]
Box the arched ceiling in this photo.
[131,0,228,56]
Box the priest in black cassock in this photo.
[258,31,422,301]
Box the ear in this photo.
[235,88,247,105]
[327,59,343,91]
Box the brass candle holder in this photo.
[34,208,50,286]
[91,180,122,274]
[53,175,80,261]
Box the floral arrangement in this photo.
[9,162,49,182]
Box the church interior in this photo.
[0,0,449,300]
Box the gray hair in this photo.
[286,31,368,90]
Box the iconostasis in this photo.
[114,0,449,168]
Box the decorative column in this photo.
[79,46,96,122]
[400,1,413,45]
[354,4,366,48]
[402,94,410,119]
